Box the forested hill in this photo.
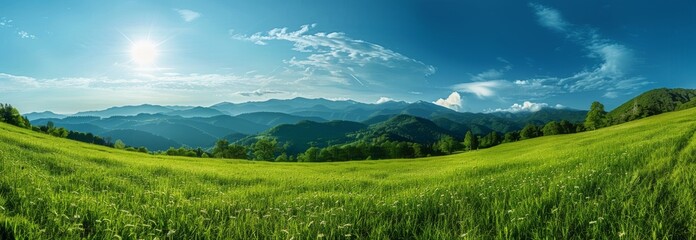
[607,88,696,124]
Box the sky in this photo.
[1,0,695,113]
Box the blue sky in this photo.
[1,0,694,113]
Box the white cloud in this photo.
[530,3,569,31]
[471,69,504,81]
[232,24,436,89]
[452,80,509,98]
[236,89,285,97]
[603,91,618,98]
[0,18,12,28]
[17,30,35,39]
[174,9,201,22]
[376,97,395,104]
[489,101,562,113]
[433,92,463,111]
[449,3,652,101]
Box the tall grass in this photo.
[1,108,695,239]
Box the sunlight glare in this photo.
[130,40,158,65]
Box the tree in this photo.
[227,144,248,159]
[542,121,561,136]
[252,138,277,161]
[212,139,248,159]
[463,131,478,151]
[559,120,575,134]
[436,135,458,154]
[299,146,321,162]
[0,104,30,129]
[275,153,289,162]
[520,124,539,140]
[114,139,126,149]
[503,131,519,143]
[584,101,607,131]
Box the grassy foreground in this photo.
[1,108,696,239]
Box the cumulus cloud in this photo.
[433,92,463,111]
[232,24,436,88]
[376,97,395,104]
[174,9,201,22]
[452,80,510,99]
[489,101,562,113]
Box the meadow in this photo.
[1,107,695,239]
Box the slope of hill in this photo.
[361,114,454,143]
[101,129,181,151]
[245,120,368,154]
[2,106,695,239]
[607,88,696,124]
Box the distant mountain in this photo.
[101,129,180,151]
[189,115,267,135]
[236,112,328,126]
[608,88,696,124]
[24,111,67,121]
[211,97,362,115]
[73,104,175,118]
[129,122,217,148]
[162,107,226,118]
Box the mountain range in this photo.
[27,98,588,151]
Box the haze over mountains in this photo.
[26,97,587,151]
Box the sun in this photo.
[130,40,158,65]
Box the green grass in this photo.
[1,108,696,239]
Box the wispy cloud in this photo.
[0,17,12,28]
[529,3,568,31]
[433,92,463,111]
[530,3,650,97]
[452,80,510,99]
[17,30,36,39]
[1,17,36,39]
[454,4,649,102]
[174,9,201,22]
[232,24,435,90]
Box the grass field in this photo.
[1,108,696,239]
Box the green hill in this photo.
[1,108,696,238]
[241,120,367,154]
[362,114,454,143]
[607,88,696,124]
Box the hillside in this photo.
[1,107,696,238]
[246,120,368,154]
[607,88,696,124]
[361,114,454,143]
